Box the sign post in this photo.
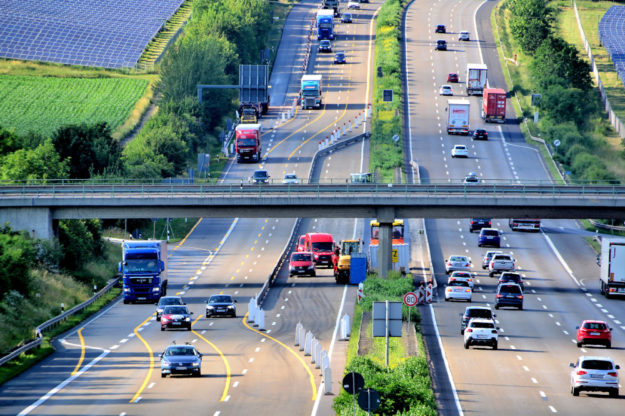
[372,301,402,367]
[342,371,365,416]
[403,292,418,327]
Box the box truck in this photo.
[466,63,487,96]
[447,99,470,135]
[482,88,506,123]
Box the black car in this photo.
[473,129,488,140]
[460,306,496,335]
[469,218,491,233]
[435,24,446,33]
[436,40,447,51]
[319,40,332,53]
[156,296,185,321]
[498,272,524,290]
[495,284,523,310]
[160,344,202,378]
[160,305,193,330]
[206,294,237,318]
[334,51,346,64]
[251,169,270,184]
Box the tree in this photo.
[539,84,596,127]
[122,146,174,179]
[51,123,123,179]
[0,139,69,182]
[530,36,592,91]
[508,0,552,54]
[0,126,21,156]
[57,220,99,272]
[0,226,36,299]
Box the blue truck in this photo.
[316,9,334,40]
[300,74,323,109]
[119,241,168,304]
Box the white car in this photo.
[449,271,474,288]
[464,318,498,349]
[439,85,453,96]
[445,280,472,302]
[445,255,472,274]
[451,144,468,158]
[459,31,470,41]
[282,173,299,184]
[488,253,515,277]
[347,0,360,9]
[464,172,479,184]
[570,356,619,397]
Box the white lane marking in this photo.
[549,406,557,413]
[261,338,266,343]
[120,338,128,344]
[224,395,231,402]
[249,358,254,363]
[128,333,135,338]
[543,305,548,310]
[542,231,582,286]
[548,313,554,318]
[133,397,142,403]
[522,365,530,372]
[537,297,542,302]
[516,355,522,361]
[242,369,248,375]
[110,345,119,350]
[556,322,561,326]
[201,330,206,335]
[213,412,221,416]
[510,345,516,349]
[17,350,110,415]
[233,381,239,388]
[563,330,569,335]
[505,337,510,341]
[531,378,538,384]
[147,382,155,389]
[539,391,546,398]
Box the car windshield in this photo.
[284,174,296,180]
[449,281,469,287]
[493,255,511,261]
[583,322,607,330]
[159,298,183,306]
[311,242,333,252]
[454,145,466,150]
[465,177,478,182]
[291,253,312,262]
[166,347,196,356]
[344,13,351,18]
[581,360,613,370]
[482,230,499,236]
[210,296,233,303]
[467,309,493,319]
[164,306,188,314]
[471,322,494,329]
[452,272,471,278]
[501,275,520,282]
[499,285,521,294]
[449,256,466,262]
[254,171,268,178]
[321,41,330,46]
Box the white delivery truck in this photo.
[600,237,625,298]
[466,63,487,96]
[447,99,470,135]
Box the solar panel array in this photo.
[599,5,625,87]
[0,0,184,69]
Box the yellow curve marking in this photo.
[129,313,157,403]
[265,106,327,157]
[70,327,86,376]
[192,315,231,401]
[242,312,317,401]
[173,217,203,251]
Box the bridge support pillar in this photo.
[376,207,395,278]
[0,208,53,240]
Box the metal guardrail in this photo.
[256,133,370,306]
[0,276,121,367]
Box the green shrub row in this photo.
[370,0,404,183]
[333,275,436,415]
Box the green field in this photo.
[0,75,149,138]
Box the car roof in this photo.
[467,318,494,324]
[581,319,608,324]
[485,250,503,254]
[578,356,615,362]
[465,306,492,311]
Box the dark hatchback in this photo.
[460,306,496,334]
[469,218,491,233]
[435,24,446,33]
[206,294,237,318]
[498,272,524,290]
[473,129,488,140]
[495,283,523,310]
[436,40,447,50]
[478,228,501,247]
[334,51,346,64]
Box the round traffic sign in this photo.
[342,372,365,395]
[357,388,381,412]
[403,292,418,307]
[553,139,561,147]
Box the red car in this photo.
[297,235,306,252]
[289,251,316,277]
[447,73,459,83]
[576,320,612,348]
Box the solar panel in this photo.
[0,0,184,69]
[599,6,625,87]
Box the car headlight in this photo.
[227,305,235,309]
[123,288,130,292]
[152,287,160,292]
[161,360,171,368]
[192,362,200,367]
[185,317,191,322]
[307,265,314,269]
[206,305,214,310]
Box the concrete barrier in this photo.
[304,331,313,356]
[323,366,333,394]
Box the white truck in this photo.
[466,63,487,96]
[600,237,625,298]
[446,99,470,135]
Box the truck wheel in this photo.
[161,373,166,378]
[123,299,129,304]
[489,272,494,277]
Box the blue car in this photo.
[160,344,202,377]
[478,228,501,248]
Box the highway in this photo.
[405,0,625,415]
[0,0,380,415]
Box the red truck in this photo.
[235,123,262,163]
[299,232,336,268]
[481,88,506,123]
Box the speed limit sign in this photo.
[403,292,418,307]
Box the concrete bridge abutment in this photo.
[0,207,53,239]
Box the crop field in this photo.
[0,75,149,138]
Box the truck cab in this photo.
[235,123,262,163]
[240,106,258,124]
[302,232,336,268]
[120,241,168,304]
[301,74,323,109]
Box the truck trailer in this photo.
[322,0,340,17]
[316,9,335,40]
[482,88,506,123]
[235,123,262,162]
[466,63,488,96]
[447,99,470,135]
[600,237,625,298]
[120,241,168,304]
[300,74,323,109]
[239,65,269,120]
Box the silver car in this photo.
[570,356,619,397]
[155,296,185,321]
[445,255,472,274]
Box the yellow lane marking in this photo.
[70,327,86,376]
[173,218,203,251]
[264,106,327,157]
[242,312,317,401]
[263,105,299,136]
[192,315,231,401]
[129,314,157,403]
[364,7,381,115]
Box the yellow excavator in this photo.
[334,239,362,283]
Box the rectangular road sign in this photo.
[392,249,398,263]
[372,301,402,337]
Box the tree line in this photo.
[507,0,617,183]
